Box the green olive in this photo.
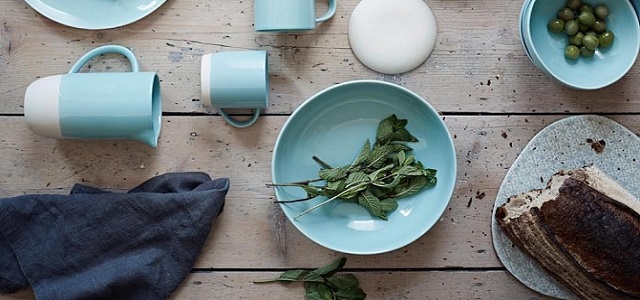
[599,30,615,47]
[548,19,566,33]
[585,31,597,37]
[564,19,579,36]
[577,11,596,27]
[569,32,584,46]
[580,46,595,57]
[579,3,593,13]
[578,22,591,32]
[558,7,575,21]
[566,0,583,10]
[565,45,581,59]
[594,4,608,20]
[592,20,607,33]
[582,34,599,50]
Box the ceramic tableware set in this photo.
[23,0,338,143]
[520,0,640,89]
[21,0,459,257]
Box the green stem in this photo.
[312,156,333,169]
[274,196,317,203]
[266,178,323,187]
[252,279,278,284]
[294,182,369,220]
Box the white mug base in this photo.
[24,75,63,138]
[200,53,213,107]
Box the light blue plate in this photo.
[492,115,640,299]
[271,80,457,255]
[25,0,167,30]
[526,0,640,89]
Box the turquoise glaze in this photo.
[523,0,640,90]
[25,0,167,30]
[206,51,268,128]
[519,0,537,65]
[254,0,337,31]
[60,45,161,147]
[271,80,457,255]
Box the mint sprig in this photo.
[268,114,438,220]
[254,258,366,300]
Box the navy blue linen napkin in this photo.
[0,172,229,299]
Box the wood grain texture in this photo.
[0,271,553,299]
[2,115,639,270]
[3,0,640,298]
[2,0,640,115]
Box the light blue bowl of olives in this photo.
[522,0,640,90]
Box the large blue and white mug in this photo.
[24,45,162,147]
[201,50,268,128]
[254,0,337,32]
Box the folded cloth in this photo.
[0,172,229,299]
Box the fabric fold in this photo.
[0,172,229,299]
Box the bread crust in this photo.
[496,166,640,300]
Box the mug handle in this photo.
[316,0,337,23]
[68,45,140,74]
[220,109,261,128]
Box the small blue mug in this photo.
[24,45,162,147]
[254,0,337,32]
[201,50,268,128]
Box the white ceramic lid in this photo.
[348,0,438,74]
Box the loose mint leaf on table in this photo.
[254,258,366,300]
[312,257,347,277]
[268,114,438,220]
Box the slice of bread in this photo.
[496,165,640,300]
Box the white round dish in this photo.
[348,0,438,74]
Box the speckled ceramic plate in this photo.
[25,0,167,30]
[491,115,640,299]
[271,80,457,255]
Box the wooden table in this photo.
[2,0,639,299]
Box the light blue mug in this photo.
[254,0,337,32]
[24,45,162,147]
[201,50,268,128]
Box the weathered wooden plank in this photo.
[0,270,553,299]
[2,0,640,115]
[3,115,638,270]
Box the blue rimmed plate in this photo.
[271,80,457,255]
[492,115,640,299]
[25,0,167,30]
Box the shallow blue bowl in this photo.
[271,80,457,255]
[524,0,640,89]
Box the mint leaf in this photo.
[391,175,429,198]
[327,274,359,289]
[313,257,347,277]
[319,166,349,181]
[334,287,367,300]
[305,282,333,300]
[376,115,396,145]
[350,139,371,169]
[357,190,386,220]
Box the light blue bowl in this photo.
[519,0,537,65]
[524,0,640,90]
[271,80,457,255]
